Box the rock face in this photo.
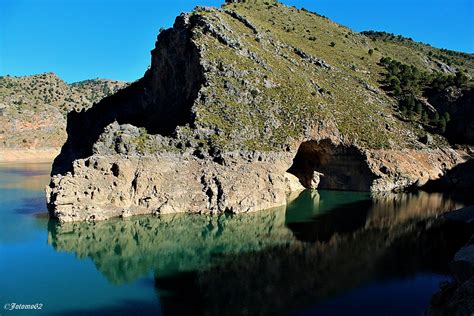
[48,1,472,222]
[47,151,300,222]
[47,134,464,222]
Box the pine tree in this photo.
[443,112,451,123]
[415,102,422,114]
[439,117,447,133]
[422,111,429,124]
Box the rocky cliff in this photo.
[47,1,473,222]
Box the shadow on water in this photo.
[285,190,372,243]
[47,190,473,316]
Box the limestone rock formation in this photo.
[47,1,473,222]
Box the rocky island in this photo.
[46,0,473,223]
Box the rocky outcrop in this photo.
[51,13,203,175]
[47,2,472,222]
[48,129,466,222]
[47,149,303,222]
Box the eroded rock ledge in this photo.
[47,128,465,222]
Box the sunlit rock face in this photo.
[47,153,298,223]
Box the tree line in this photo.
[380,56,468,134]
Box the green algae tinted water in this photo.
[0,163,470,315]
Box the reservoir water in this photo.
[1,162,471,315]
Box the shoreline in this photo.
[0,148,60,164]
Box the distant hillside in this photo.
[0,73,127,149]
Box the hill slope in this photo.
[0,73,127,149]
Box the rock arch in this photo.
[287,139,376,191]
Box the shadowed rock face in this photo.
[52,14,204,176]
[423,159,474,192]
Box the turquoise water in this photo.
[0,163,471,315]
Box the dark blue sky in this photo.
[1,0,473,82]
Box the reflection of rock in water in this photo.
[287,198,372,243]
[48,206,294,284]
[286,190,464,243]
[47,190,472,316]
[367,191,464,227]
[49,190,467,285]
[155,218,472,316]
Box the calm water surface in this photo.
[1,163,472,315]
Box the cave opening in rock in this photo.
[287,139,376,191]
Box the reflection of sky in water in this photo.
[0,163,467,316]
[0,163,51,243]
